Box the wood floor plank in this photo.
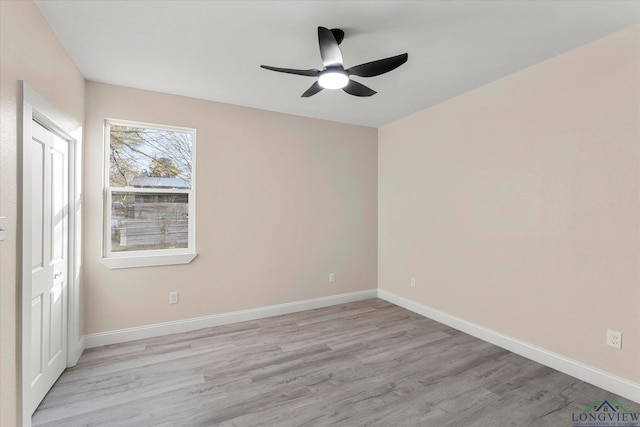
[32,299,638,426]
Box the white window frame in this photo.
[101,118,197,269]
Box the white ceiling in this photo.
[35,1,639,128]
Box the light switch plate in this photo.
[0,216,6,241]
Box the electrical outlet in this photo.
[329,273,336,283]
[410,277,416,288]
[606,329,622,350]
[169,291,179,304]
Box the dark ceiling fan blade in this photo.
[330,28,344,45]
[301,81,324,97]
[343,80,377,97]
[318,26,343,68]
[260,65,320,77]
[346,53,408,77]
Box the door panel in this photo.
[30,296,43,384]
[29,125,47,393]
[50,143,65,262]
[48,133,67,365]
[30,138,45,270]
[28,120,68,414]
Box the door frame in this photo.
[18,81,82,427]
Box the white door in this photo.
[27,119,69,414]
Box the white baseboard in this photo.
[377,289,640,404]
[76,336,86,362]
[84,289,377,349]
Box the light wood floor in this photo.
[33,299,636,426]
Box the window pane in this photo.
[111,192,189,252]
[110,125,192,188]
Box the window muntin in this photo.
[103,120,196,267]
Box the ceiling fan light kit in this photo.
[318,69,349,89]
[261,26,408,97]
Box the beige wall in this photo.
[0,1,86,425]
[83,82,378,334]
[2,3,638,424]
[379,25,640,382]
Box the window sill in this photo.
[101,252,197,269]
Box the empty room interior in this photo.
[1,1,640,426]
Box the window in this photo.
[102,119,196,269]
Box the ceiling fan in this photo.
[260,26,408,97]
